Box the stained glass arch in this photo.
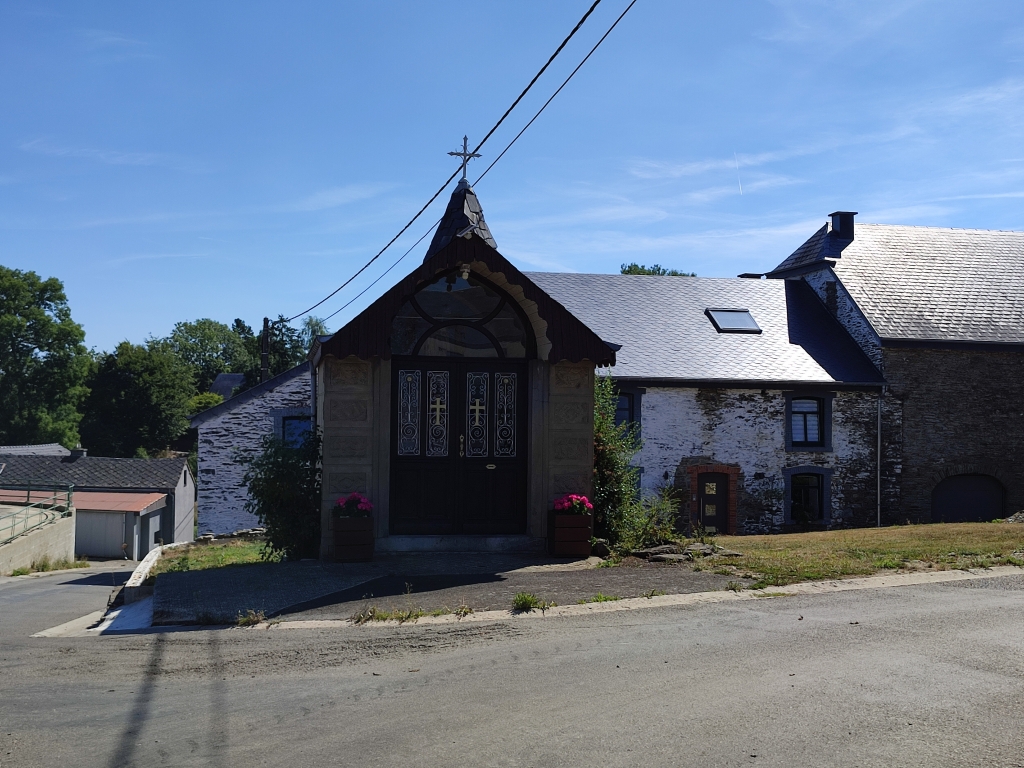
[391,269,536,358]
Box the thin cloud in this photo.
[80,29,144,49]
[280,184,393,212]
[19,139,207,172]
[102,251,208,267]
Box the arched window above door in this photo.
[391,270,533,358]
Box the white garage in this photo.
[73,492,167,560]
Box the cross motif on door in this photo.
[430,398,446,425]
[469,398,485,426]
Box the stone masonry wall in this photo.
[196,374,310,534]
[882,347,1024,522]
[802,270,883,369]
[639,387,901,533]
[547,363,595,512]
[319,356,379,559]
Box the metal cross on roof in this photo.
[448,136,481,181]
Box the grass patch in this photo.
[8,556,89,576]
[715,523,1024,587]
[577,593,622,604]
[236,609,266,627]
[511,592,555,612]
[350,603,475,625]
[150,539,271,577]
[595,557,621,568]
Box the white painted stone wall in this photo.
[802,269,883,368]
[638,387,883,532]
[196,374,311,534]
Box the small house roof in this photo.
[190,364,310,427]
[0,444,70,456]
[73,491,167,514]
[769,222,1024,345]
[0,454,189,491]
[526,273,882,385]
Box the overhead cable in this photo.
[285,0,604,323]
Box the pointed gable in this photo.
[314,186,615,366]
[424,179,497,260]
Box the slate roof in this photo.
[191,364,310,427]
[423,179,497,260]
[769,222,1024,344]
[525,273,882,384]
[0,455,188,491]
[0,443,70,456]
[209,373,246,400]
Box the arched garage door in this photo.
[931,474,1004,523]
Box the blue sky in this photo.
[3,1,1024,352]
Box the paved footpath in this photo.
[152,554,743,624]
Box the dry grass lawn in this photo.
[714,523,1024,588]
[150,538,272,577]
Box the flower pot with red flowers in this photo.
[550,493,594,557]
[332,493,374,562]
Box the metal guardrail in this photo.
[0,484,74,547]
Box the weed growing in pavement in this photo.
[726,581,744,592]
[512,592,555,612]
[453,604,474,619]
[689,524,718,547]
[236,609,266,627]
[577,593,622,604]
[714,567,732,575]
[641,589,666,599]
[596,557,621,568]
[8,556,89,576]
[752,591,789,598]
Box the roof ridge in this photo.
[855,222,1024,234]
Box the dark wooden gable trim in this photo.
[315,234,615,366]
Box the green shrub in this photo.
[593,376,641,538]
[608,486,678,551]
[511,592,554,612]
[242,430,321,561]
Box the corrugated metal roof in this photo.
[770,222,1024,344]
[525,273,882,384]
[73,491,167,513]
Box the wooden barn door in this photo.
[389,359,528,535]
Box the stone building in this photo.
[310,179,615,557]
[190,364,312,534]
[767,213,1024,523]
[531,273,892,534]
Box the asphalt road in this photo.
[1,570,1023,768]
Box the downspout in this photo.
[876,388,883,527]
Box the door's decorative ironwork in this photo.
[426,371,449,457]
[397,370,421,456]
[494,372,517,457]
[466,372,489,457]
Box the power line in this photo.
[473,0,638,186]
[285,0,604,323]
[320,217,441,324]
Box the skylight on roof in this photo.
[705,308,761,334]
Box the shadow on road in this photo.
[66,572,132,588]
[108,634,165,768]
[272,572,507,617]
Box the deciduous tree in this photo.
[0,266,90,447]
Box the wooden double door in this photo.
[389,358,528,535]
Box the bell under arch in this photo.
[390,267,537,359]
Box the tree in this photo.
[80,342,195,457]
[242,431,322,560]
[592,375,641,538]
[153,318,251,393]
[188,392,224,415]
[620,263,696,276]
[235,316,308,390]
[0,266,91,447]
[300,316,330,351]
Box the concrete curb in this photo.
[268,565,1024,630]
[123,542,188,604]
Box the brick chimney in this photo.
[830,211,857,240]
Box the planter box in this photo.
[550,513,592,557]
[332,516,374,562]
